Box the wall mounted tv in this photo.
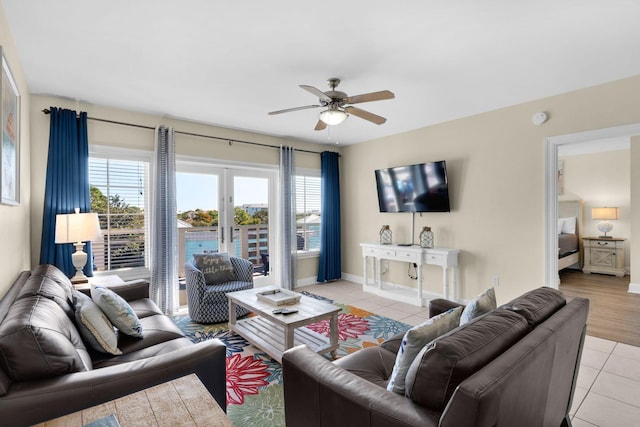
[375,160,450,213]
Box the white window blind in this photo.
[89,156,148,272]
[295,174,321,251]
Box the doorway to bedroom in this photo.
[545,123,640,345]
[545,123,640,289]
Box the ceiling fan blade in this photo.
[345,106,387,125]
[346,90,395,105]
[314,119,327,131]
[268,105,321,115]
[300,85,332,102]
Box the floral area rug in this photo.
[172,292,410,427]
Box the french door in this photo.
[177,162,276,286]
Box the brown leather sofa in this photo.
[0,265,227,426]
[283,287,589,427]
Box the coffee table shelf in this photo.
[232,317,334,362]
[227,287,341,363]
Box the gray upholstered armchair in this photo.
[184,255,254,323]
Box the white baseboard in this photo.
[295,276,319,288]
[341,272,362,284]
[628,283,640,294]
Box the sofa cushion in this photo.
[117,314,184,354]
[460,287,496,325]
[193,253,235,284]
[502,286,566,327]
[128,298,163,318]
[91,286,143,337]
[17,267,75,319]
[334,346,397,388]
[405,309,529,410]
[91,337,194,369]
[0,296,90,381]
[74,291,122,355]
[387,306,463,394]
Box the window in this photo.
[295,172,321,252]
[89,148,150,276]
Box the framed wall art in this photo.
[1,46,20,205]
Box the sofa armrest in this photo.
[283,345,440,427]
[428,298,465,318]
[111,279,150,300]
[0,339,227,426]
[77,279,150,301]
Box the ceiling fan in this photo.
[268,78,395,131]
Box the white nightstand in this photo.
[582,237,626,277]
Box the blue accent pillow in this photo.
[90,285,143,338]
[74,291,122,355]
[387,306,463,394]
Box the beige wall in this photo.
[0,6,31,297]
[631,137,640,289]
[29,95,331,284]
[560,149,630,270]
[341,75,640,304]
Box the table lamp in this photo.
[55,208,102,284]
[591,207,619,239]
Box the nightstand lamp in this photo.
[55,208,102,284]
[591,206,619,239]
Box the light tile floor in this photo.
[301,280,640,427]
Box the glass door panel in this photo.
[228,172,273,286]
[176,171,221,278]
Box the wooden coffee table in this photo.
[227,287,341,363]
[38,374,231,427]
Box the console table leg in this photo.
[443,267,450,300]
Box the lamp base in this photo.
[71,242,89,284]
[70,273,89,284]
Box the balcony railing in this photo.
[91,223,319,278]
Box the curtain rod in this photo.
[41,108,333,156]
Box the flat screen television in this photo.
[375,160,450,213]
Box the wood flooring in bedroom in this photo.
[559,269,640,347]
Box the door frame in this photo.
[544,123,640,289]
[176,156,278,285]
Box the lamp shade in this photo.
[591,207,620,221]
[55,210,102,244]
[319,108,348,125]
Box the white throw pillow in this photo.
[460,287,497,325]
[386,306,463,395]
[91,285,143,338]
[559,216,576,234]
[74,291,122,355]
[557,218,565,235]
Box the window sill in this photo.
[296,250,320,260]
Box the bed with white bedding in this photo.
[558,201,583,270]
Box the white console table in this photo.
[361,243,460,306]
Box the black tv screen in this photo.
[375,161,450,213]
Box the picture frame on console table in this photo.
[0,46,20,206]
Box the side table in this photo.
[582,237,626,277]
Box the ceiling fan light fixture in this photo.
[319,108,348,125]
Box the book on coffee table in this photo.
[256,288,301,306]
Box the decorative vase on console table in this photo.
[379,225,392,245]
[420,226,434,248]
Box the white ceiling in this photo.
[3,0,640,146]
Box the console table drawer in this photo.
[424,253,446,266]
[378,248,397,257]
[363,247,397,257]
[396,250,419,261]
